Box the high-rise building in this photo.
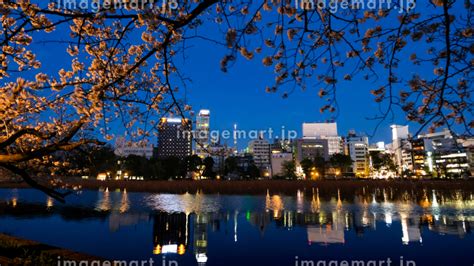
[390,125,413,173]
[391,124,410,140]
[414,128,453,175]
[295,138,329,163]
[425,131,473,178]
[248,136,271,168]
[411,138,427,177]
[462,138,474,177]
[390,126,473,178]
[418,128,452,148]
[157,117,192,159]
[434,152,470,178]
[303,122,338,137]
[345,132,369,177]
[302,122,342,155]
[233,123,238,154]
[195,109,210,158]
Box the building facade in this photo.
[302,122,342,155]
[195,109,210,158]
[295,138,329,163]
[390,125,413,174]
[345,132,369,177]
[434,152,470,178]
[271,152,293,177]
[411,138,427,177]
[248,138,271,168]
[429,135,472,178]
[409,128,473,178]
[157,117,192,159]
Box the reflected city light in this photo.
[11,197,17,208]
[234,210,238,242]
[297,190,304,213]
[265,195,284,218]
[153,245,161,255]
[119,191,129,213]
[146,193,221,213]
[2,187,474,265]
[46,197,54,208]
[196,253,208,264]
[337,190,342,210]
[385,212,393,226]
[178,244,186,255]
[371,193,377,205]
[95,189,111,211]
[161,244,178,254]
[432,190,439,207]
[311,188,320,213]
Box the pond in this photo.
[0,188,473,266]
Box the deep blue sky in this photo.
[163,2,470,147]
[25,2,471,149]
[182,39,397,145]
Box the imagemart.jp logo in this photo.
[295,0,416,13]
[53,0,180,13]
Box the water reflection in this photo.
[142,189,474,264]
[118,190,129,213]
[152,212,189,255]
[109,212,148,232]
[147,206,471,264]
[146,192,221,214]
[95,188,111,211]
[307,211,345,245]
[194,214,209,265]
[95,188,130,213]
[266,192,284,219]
[0,188,474,265]
[11,197,17,208]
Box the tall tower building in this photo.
[157,117,192,159]
[195,109,210,158]
[302,122,342,155]
[233,123,238,154]
[390,125,412,173]
[248,135,271,168]
[345,131,369,177]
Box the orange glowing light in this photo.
[178,244,186,255]
[153,245,161,255]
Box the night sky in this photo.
[25,1,471,148]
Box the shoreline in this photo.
[0,233,101,264]
[2,179,474,195]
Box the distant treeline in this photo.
[53,145,264,180]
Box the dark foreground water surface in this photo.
[0,188,473,266]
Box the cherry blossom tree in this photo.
[0,0,472,201]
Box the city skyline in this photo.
[0,1,472,265]
[106,104,472,152]
[148,110,470,151]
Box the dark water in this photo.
[0,188,473,266]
